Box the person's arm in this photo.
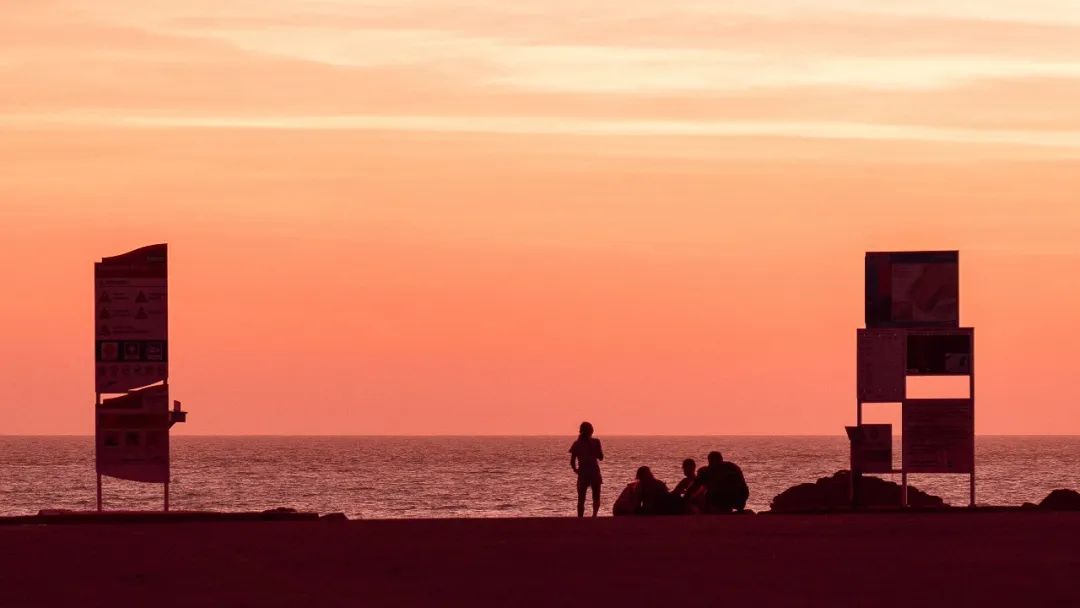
[684,477,703,498]
[570,452,579,474]
[595,439,604,462]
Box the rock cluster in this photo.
[769,470,946,512]
[1037,489,1080,511]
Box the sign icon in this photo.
[100,342,120,361]
[123,342,142,361]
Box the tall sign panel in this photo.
[95,244,168,393]
[94,244,184,509]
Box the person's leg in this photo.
[591,481,601,517]
[576,479,587,518]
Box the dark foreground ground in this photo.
[2,512,1078,607]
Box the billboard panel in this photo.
[95,244,168,393]
[902,399,974,474]
[866,251,959,328]
[857,329,906,402]
[96,384,171,483]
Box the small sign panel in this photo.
[857,329,906,402]
[902,399,974,473]
[907,331,972,375]
[866,251,959,328]
[95,244,168,393]
[846,424,893,473]
[96,384,171,483]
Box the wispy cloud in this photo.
[5,0,1080,150]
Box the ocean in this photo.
[1,436,1078,518]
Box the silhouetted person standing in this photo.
[570,421,604,517]
[685,451,749,513]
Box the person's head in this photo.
[636,466,654,482]
[578,421,594,440]
[682,458,697,478]
[707,451,724,467]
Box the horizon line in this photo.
[3,433,1079,438]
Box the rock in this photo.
[320,512,350,522]
[769,470,946,512]
[262,507,298,514]
[1038,489,1080,511]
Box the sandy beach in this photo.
[2,512,1078,607]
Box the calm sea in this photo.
[1,436,1078,518]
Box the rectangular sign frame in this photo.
[95,244,168,393]
[902,398,975,474]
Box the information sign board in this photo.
[902,399,974,474]
[96,384,171,483]
[95,244,168,393]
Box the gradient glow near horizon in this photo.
[3,1,1080,435]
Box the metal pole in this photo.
[164,481,169,512]
[95,392,102,512]
[901,471,908,507]
[969,328,976,508]
[853,330,862,508]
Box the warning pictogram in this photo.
[99,292,111,303]
[135,307,148,320]
[100,308,111,320]
[135,291,148,303]
[99,324,111,337]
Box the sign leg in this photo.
[901,471,908,507]
[96,474,103,512]
[969,471,976,508]
[164,481,170,512]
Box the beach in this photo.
[3,512,1078,607]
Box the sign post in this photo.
[94,244,187,511]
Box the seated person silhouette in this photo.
[671,458,703,514]
[671,458,697,498]
[612,466,673,516]
[684,451,749,513]
[635,466,672,515]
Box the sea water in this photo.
[1,436,1078,518]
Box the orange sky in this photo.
[3,1,1080,435]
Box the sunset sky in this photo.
[3,0,1080,435]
